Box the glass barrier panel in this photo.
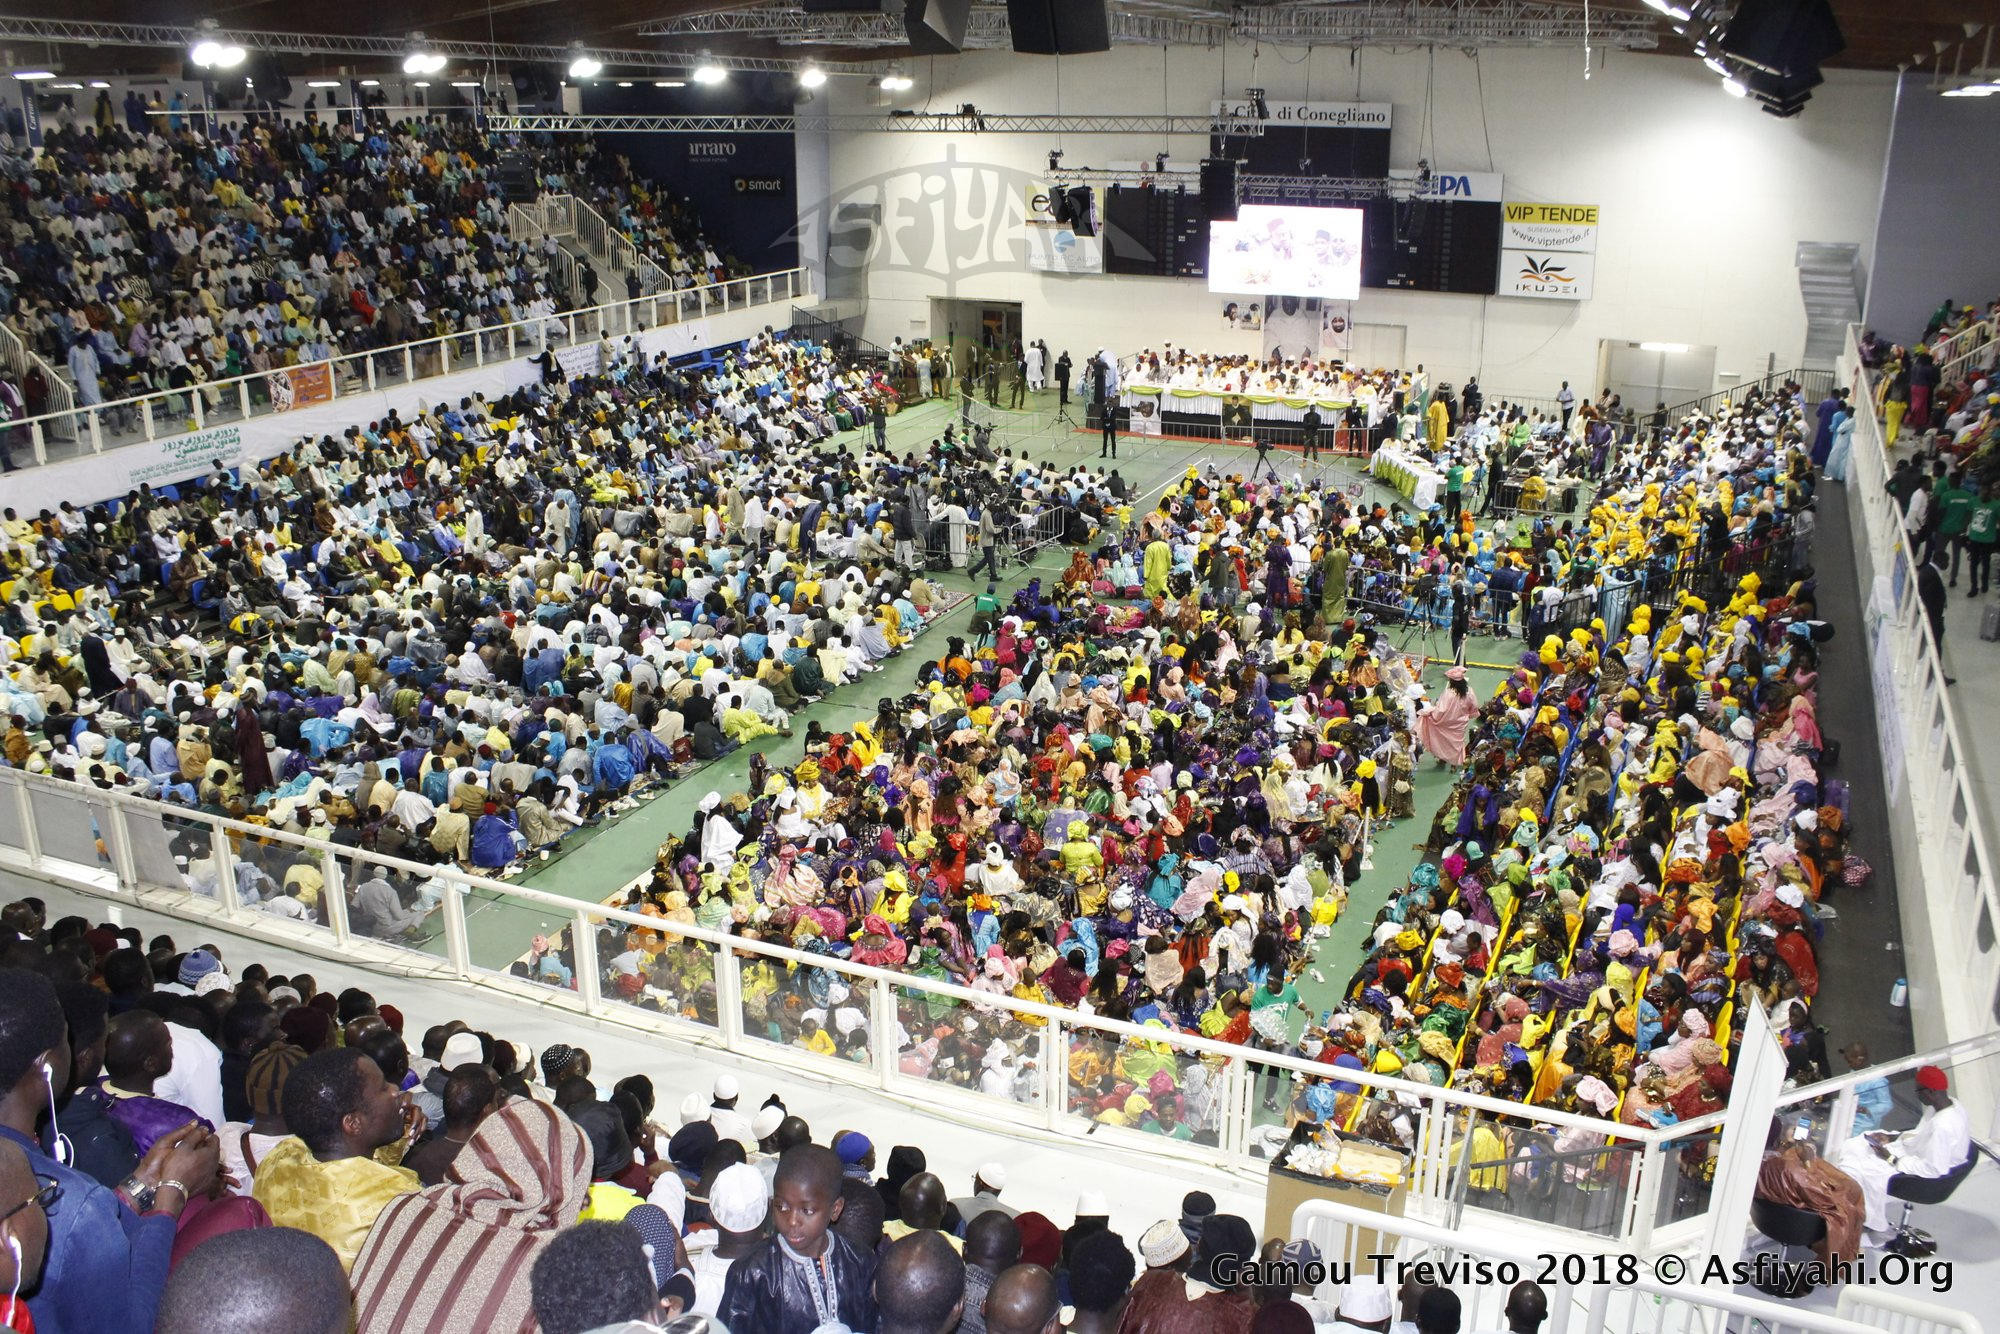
[28,785,117,873]
[484,902,587,996]
[1652,1125,1724,1227]
[1448,1108,1640,1237]
[599,920,720,1032]
[891,984,1046,1111]
[123,802,207,895]
[233,832,340,941]
[0,778,29,857]
[737,948,876,1070]
[1067,1028,1232,1151]
[332,848,451,962]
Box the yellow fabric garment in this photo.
[252,1137,420,1271]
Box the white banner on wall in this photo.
[1501,201,1599,253]
[1498,249,1594,301]
[1320,301,1354,356]
[1021,184,1103,275]
[1209,100,1392,128]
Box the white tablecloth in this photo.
[1371,445,1444,510]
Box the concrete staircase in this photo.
[1796,241,1863,370]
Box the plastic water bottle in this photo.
[1890,977,1907,1007]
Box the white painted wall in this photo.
[818,46,1894,398]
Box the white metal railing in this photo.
[1928,315,1995,379]
[1292,1199,1950,1334]
[0,759,1699,1247]
[1843,322,2000,1062]
[0,266,810,469]
[0,319,77,443]
[1838,1287,1987,1334]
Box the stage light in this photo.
[10,71,55,81]
[655,80,686,88]
[403,52,446,75]
[569,56,603,79]
[1642,0,1692,20]
[308,80,341,88]
[1703,56,1729,75]
[800,66,827,89]
[1722,76,1748,96]
[693,54,727,85]
[191,39,246,70]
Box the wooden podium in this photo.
[1264,1160,1409,1258]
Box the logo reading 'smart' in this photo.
[734,178,785,194]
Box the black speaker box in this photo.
[1200,159,1237,222]
[1066,186,1097,237]
[1720,0,1844,77]
[906,0,971,54]
[1006,0,1111,54]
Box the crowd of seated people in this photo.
[1285,389,1862,1192]
[0,332,1035,914]
[528,138,737,295]
[0,112,740,421]
[504,380,1876,1197]
[0,908,1566,1334]
[522,466,1443,1113]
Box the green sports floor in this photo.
[423,389,1521,1028]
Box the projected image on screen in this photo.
[1208,204,1364,300]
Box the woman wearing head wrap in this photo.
[350,1098,590,1334]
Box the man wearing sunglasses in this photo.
[0,968,221,1334]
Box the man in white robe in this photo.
[1834,1065,1971,1238]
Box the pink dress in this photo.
[1414,686,1481,768]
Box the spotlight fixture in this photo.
[568,55,603,79]
[1047,149,1063,173]
[693,53,728,85]
[1641,0,1692,20]
[190,38,246,70]
[1722,75,1748,96]
[403,34,446,76]
[879,68,914,92]
[654,80,686,88]
[9,71,55,81]
[799,66,827,89]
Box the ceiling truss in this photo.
[487,111,1266,134]
[640,1,1660,53]
[0,16,876,76]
